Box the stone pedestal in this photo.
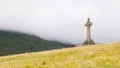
[82,39,95,45]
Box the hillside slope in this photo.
[0,42,120,68]
[0,30,67,56]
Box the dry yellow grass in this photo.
[0,42,120,68]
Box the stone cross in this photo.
[82,18,95,45]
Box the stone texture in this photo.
[82,39,95,45]
[82,18,95,45]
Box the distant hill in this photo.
[0,42,120,68]
[0,30,68,56]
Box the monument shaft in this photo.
[87,27,91,41]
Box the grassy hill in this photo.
[0,42,120,68]
[0,30,67,56]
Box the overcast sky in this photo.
[0,0,120,44]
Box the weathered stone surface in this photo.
[82,39,95,45]
[82,18,95,45]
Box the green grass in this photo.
[0,42,120,68]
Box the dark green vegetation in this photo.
[0,30,68,56]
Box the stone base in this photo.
[82,39,95,45]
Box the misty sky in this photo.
[0,0,120,44]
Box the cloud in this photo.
[0,0,120,44]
